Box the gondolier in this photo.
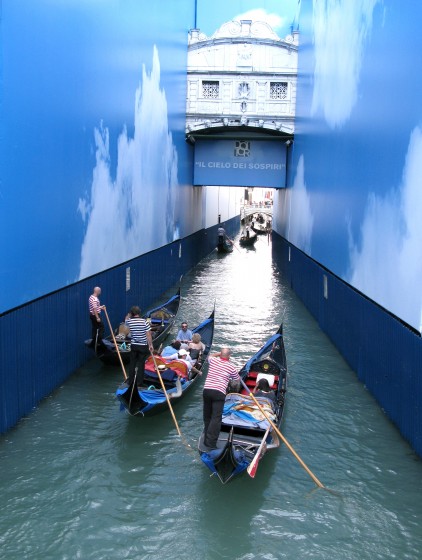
[125,306,154,387]
[202,348,240,449]
[88,286,105,348]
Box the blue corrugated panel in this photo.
[0,224,236,435]
[272,232,422,458]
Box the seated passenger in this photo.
[188,333,205,360]
[176,322,193,343]
[176,348,200,377]
[161,340,181,359]
[253,378,275,402]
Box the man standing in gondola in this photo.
[202,347,240,449]
[88,286,105,349]
[125,306,154,387]
[217,225,226,245]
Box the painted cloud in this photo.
[78,46,179,280]
[273,154,314,254]
[348,127,422,331]
[311,0,380,128]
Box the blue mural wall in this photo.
[273,0,422,334]
[0,0,199,314]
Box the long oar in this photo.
[150,351,182,437]
[247,427,270,478]
[240,378,325,488]
[227,236,241,253]
[103,307,128,380]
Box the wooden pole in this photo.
[150,351,182,437]
[103,307,128,380]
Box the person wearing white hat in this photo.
[177,348,200,376]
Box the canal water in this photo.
[1,234,422,560]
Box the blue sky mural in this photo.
[275,0,422,331]
[4,0,421,333]
[78,46,180,279]
[0,1,194,312]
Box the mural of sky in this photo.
[284,0,422,331]
[347,127,422,331]
[311,0,381,128]
[78,46,179,280]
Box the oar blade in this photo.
[247,456,259,478]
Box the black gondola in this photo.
[85,288,181,365]
[251,223,269,235]
[239,229,258,246]
[198,324,287,484]
[217,236,234,253]
[116,309,215,417]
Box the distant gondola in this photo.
[251,223,269,235]
[217,236,234,253]
[239,229,258,246]
[116,309,215,417]
[198,324,287,484]
[85,288,181,365]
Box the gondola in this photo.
[198,324,287,484]
[217,236,234,253]
[239,229,258,246]
[116,309,215,417]
[85,288,181,365]
[251,223,269,235]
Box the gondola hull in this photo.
[217,238,233,253]
[239,232,258,246]
[85,289,181,365]
[116,310,215,417]
[198,324,287,483]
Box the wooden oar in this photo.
[227,236,241,253]
[239,378,325,488]
[150,351,182,437]
[247,427,270,478]
[103,307,128,380]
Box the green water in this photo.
[1,236,421,559]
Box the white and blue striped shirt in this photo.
[125,317,151,344]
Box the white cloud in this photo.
[311,0,380,128]
[77,46,179,280]
[274,154,314,253]
[233,9,285,32]
[347,127,422,331]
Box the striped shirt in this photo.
[125,317,151,344]
[204,356,240,395]
[89,295,101,315]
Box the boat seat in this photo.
[256,373,275,388]
[165,359,189,379]
[244,371,278,391]
[145,355,168,372]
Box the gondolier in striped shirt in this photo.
[88,286,105,349]
[125,306,154,387]
[203,348,240,449]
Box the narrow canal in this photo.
[1,233,421,559]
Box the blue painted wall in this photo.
[272,233,422,457]
[271,0,422,456]
[0,213,240,434]
[0,0,245,433]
